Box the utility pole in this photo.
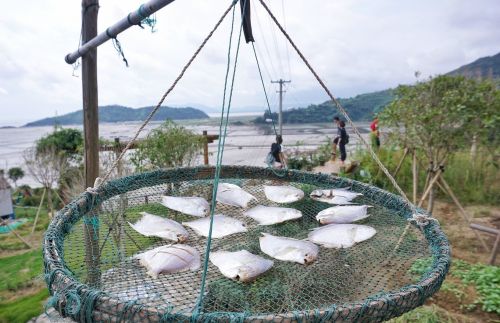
[271,79,291,136]
[81,0,100,286]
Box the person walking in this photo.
[338,121,349,165]
[331,116,341,161]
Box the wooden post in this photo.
[412,150,418,204]
[392,147,409,178]
[438,176,490,253]
[114,138,123,177]
[31,188,46,235]
[490,232,500,265]
[201,132,219,166]
[470,223,499,265]
[203,130,209,165]
[417,167,443,208]
[82,0,101,286]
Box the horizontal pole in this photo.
[65,0,175,64]
[470,223,500,235]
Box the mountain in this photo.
[254,89,394,123]
[24,105,209,127]
[255,51,500,123]
[447,52,500,80]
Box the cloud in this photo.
[0,87,7,95]
[0,0,499,125]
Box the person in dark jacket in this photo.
[270,135,286,168]
[331,116,341,161]
[338,121,348,165]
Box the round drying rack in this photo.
[43,165,450,322]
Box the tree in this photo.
[131,120,203,171]
[459,79,500,161]
[36,127,83,161]
[7,167,24,188]
[23,147,67,217]
[379,75,499,212]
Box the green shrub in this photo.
[452,260,500,314]
[131,120,203,171]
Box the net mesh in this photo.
[43,166,450,322]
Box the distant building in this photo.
[0,172,14,220]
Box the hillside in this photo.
[254,89,394,123]
[24,105,209,127]
[447,52,500,79]
[255,51,500,123]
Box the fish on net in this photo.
[44,166,450,322]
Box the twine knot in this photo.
[86,177,103,195]
[408,212,438,227]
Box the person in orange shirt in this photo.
[370,117,380,149]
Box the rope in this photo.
[251,42,278,136]
[251,39,285,175]
[97,0,238,188]
[137,4,157,32]
[106,28,129,67]
[194,1,246,315]
[257,0,420,217]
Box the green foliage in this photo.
[351,147,500,205]
[408,257,500,315]
[0,289,48,323]
[451,260,500,314]
[7,167,24,186]
[36,127,83,157]
[287,140,331,171]
[380,75,500,163]
[409,257,434,277]
[0,249,43,292]
[131,120,203,171]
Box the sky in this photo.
[0,0,499,126]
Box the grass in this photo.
[0,289,49,323]
[388,305,467,323]
[0,206,50,322]
[352,147,500,205]
[0,206,50,252]
[0,249,43,294]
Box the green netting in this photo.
[43,166,450,322]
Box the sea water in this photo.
[0,121,371,187]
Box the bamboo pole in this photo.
[412,150,418,204]
[438,176,490,252]
[0,218,32,249]
[65,0,176,64]
[31,188,46,235]
[418,167,443,208]
[393,147,409,178]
